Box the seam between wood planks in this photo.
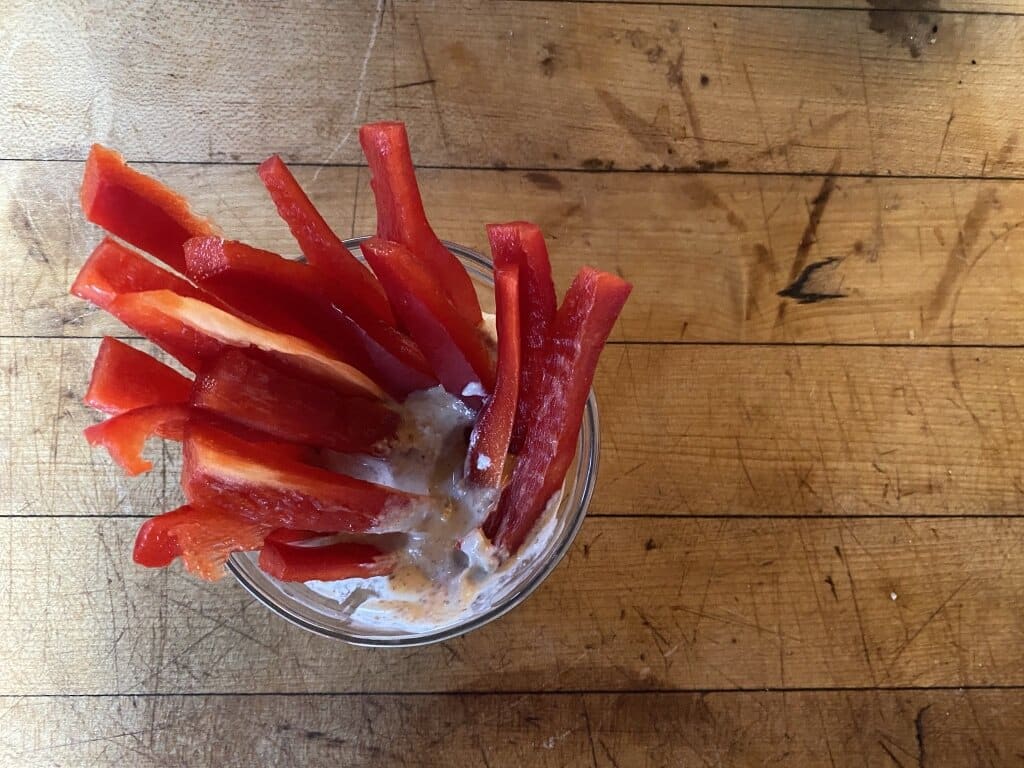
[11,334,1024,351]
[5,513,1024,519]
[3,685,1024,699]
[6,156,1024,182]
[507,0,1024,17]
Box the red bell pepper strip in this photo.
[182,423,425,533]
[258,539,396,582]
[486,223,558,454]
[191,349,399,456]
[133,504,271,581]
[106,290,386,399]
[85,403,191,475]
[84,337,192,415]
[183,237,435,399]
[483,268,631,554]
[466,259,520,487]
[257,155,395,327]
[84,403,308,476]
[184,236,347,346]
[360,238,494,398]
[70,237,210,311]
[359,122,482,326]
[80,144,217,274]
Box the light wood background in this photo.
[3,1,1024,766]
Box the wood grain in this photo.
[4,690,1022,767]
[563,0,1021,10]
[10,162,1024,345]
[4,2,1024,175]
[5,0,1024,759]
[2,516,1021,694]
[8,338,1024,518]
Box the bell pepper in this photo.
[360,237,494,399]
[84,403,307,476]
[483,268,631,554]
[133,504,271,581]
[85,337,192,415]
[191,349,399,456]
[257,155,395,327]
[466,257,520,488]
[486,223,558,454]
[258,539,396,582]
[359,122,482,326]
[182,423,426,533]
[70,237,211,311]
[80,144,217,274]
[183,237,435,399]
[107,290,386,399]
[184,236,348,347]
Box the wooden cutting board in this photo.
[2,1,1022,765]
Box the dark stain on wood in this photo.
[681,178,747,231]
[775,163,840,319]
[824,574,839,600]
[915,705,931,766]
[666,50,705,154]
[540,42,559,77]
[778,257,848,304]
[866,0,939,59]
[636,159,730,173]
[925,186,1000,329]
[596,88,674,157]
[524,172,563,191]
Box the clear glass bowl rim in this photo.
[226,237,600,647]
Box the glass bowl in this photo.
[227,238,600,647]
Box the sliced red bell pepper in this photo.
[359,122,482,326]
[84,403,308,476]
[106,290,386,399]
[257,154,395,326]
[466,258,520,487]
[70,237,210,311]
[360,238,494,399]
[486,222,557,454]
[258,539,396,582]
[85,403,192,475]
[84,337,192,415]
[80,144,217,274]
[182,423,425,533]
[133,504,271,581]
[184,236,347,345]
[183,237,435,399]
[483,268,631,554]
[191,349,399,456]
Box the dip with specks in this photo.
[306,385,560,633]
[300,311,559,634]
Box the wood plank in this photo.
[4,690,1022,767]
[1,338,186,518]
[1,516,1021,694]
[9,161,1024,345]
[566,0,1021,10]
[4,2,1024,175]
[7,338,1024,518]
